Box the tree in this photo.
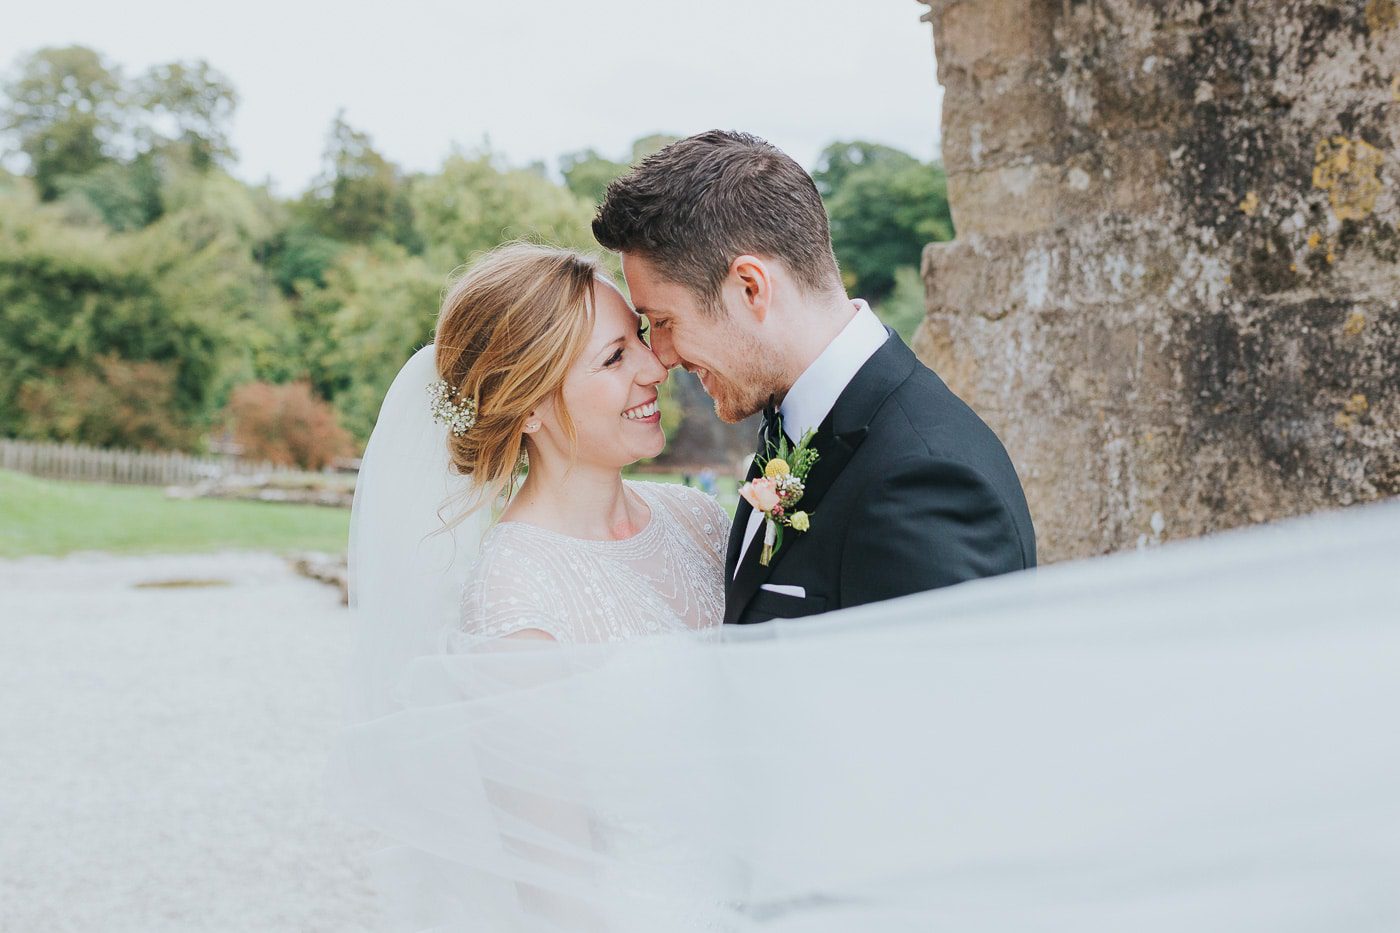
[812,140,921,199]
[815,141,954,302]
[134,60,238,170]
[53,153,162,231]
[873,265,928,344]
[132,165,295,402]
[16,354,197,450]
[560,134,682,204]
[222,380,352,469]
[0,186,211,444]
[630,133,680,163]
[560,148,627,204]
[297,241,443,442]
[410,150,596,273]
[301,112,414,247]
[1,46,128,200]
[262,223,345,295]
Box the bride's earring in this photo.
[524,420,540,432]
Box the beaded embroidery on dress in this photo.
[455,480,727,643]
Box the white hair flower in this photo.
[427,379,478,437]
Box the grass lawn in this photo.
[0,470,351,558]
[0,468,740,559]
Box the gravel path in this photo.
[0,551,384,932]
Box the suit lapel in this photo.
[724,329,920,624]
[724,456,761,581]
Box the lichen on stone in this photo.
[1312,136,1385,222]
[1365,0,1399,34]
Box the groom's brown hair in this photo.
[592,130,841,314]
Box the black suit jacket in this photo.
[724,329,1036,624]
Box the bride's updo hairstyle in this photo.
[433,241,601,513]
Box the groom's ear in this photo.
[729,255,772,324]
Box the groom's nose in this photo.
[649,328,681,369]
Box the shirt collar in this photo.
[779,299,889,443]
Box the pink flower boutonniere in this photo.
[739,422,819,566]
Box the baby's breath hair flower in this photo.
[428,379,478,437]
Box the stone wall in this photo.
[918,0,1399,561]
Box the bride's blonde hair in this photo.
[433,241,601,517]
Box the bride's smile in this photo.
[622,396,660,423]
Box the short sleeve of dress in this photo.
[457,535,570,642]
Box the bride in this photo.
[333,242,1400,932]
[338,241,735,930]
[429,243,726,644]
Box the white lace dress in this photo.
[456,480,728,642]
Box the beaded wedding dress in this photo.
[452,479,726,644]
[330,345,1400,932]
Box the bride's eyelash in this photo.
[605,325,649,367]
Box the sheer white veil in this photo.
[342,343,489,723]
[330,370,1400,933]
[330,343,1400,933]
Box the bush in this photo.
[223,380,353,469]
[16,354,199,450]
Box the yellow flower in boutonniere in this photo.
[789,511,810,532]
[764,458,790,479]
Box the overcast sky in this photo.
[1,0,944,197]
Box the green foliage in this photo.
[812,141,919,198]
[0,189,174,437]
[52,153,163,231]
[134,60,238,170]
[0,168,294,447]
[262,222,345,294]
[0,469,350,557]
[630,134,680,163]
[1,46,127,200]
[411,150,597,272]
[129,167,294,402]
[298,241,443,443]
[2,44,951,470]
[873,265,928,344]
[815,141,954,302]
[16,354,198,449]
[559,134,680,204]
[299,112,416,248]
[560,148,627,204]
[2,48,239,200]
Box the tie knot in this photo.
[762,394,778,427]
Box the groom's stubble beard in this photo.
[705,325,787,425]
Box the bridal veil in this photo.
[331,345,1400,931]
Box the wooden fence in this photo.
[0,438,294,487]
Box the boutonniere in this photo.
[740,421,819,566]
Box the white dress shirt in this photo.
[735,299,888,577]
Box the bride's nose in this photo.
[637,343,668,387]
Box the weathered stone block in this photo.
[920,0,1399,561]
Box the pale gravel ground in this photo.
[0,551,385,932]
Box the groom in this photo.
[594,130,1036,624]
